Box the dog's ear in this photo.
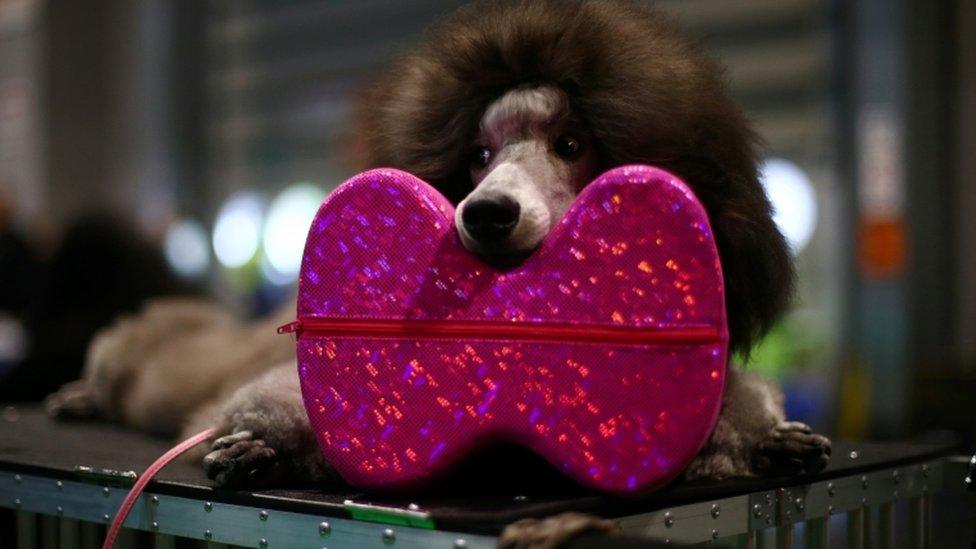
[340,65,480,206]
[673,152,795,358]
[712,189,795,358]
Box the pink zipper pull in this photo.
[277,320,302,335]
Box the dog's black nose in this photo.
[461,196,520,242]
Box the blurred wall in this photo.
[956,0,976,362]
[0,0,43,230]
[43,0,190,235]
[904,0,976,444]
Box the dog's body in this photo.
[48,0,829,502]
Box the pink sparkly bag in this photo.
[279,165,728,494]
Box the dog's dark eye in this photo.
[471,146,492,169]
[554,135,582,160]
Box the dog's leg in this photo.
[195,361,337,488]
[684,368,831,480]
[46,299,237,426]
[499,513,619,549]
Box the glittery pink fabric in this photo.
[292,165,728,493]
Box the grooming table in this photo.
[0,405,969,548]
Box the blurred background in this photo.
[0,0,973,448]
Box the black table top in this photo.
[0,405,953,533]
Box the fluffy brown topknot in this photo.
[348,0,794,356]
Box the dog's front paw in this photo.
[499,513,619,549]
[753,421,831,476]
[203,431,280,488]
[45,380,99,419]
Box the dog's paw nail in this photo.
[774,421,812,435]
[212,430,253,450]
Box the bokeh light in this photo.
[760,158,818,253]
[163,218,210,277]
[212,193,265,269]
[260,255,294,287]
[262,183,326,282]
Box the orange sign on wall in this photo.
[857,215,907,279]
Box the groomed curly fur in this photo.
[349,0,794,355]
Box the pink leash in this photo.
[102,428,217,549]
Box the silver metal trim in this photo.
[616,495,750,543]
[0,454,955,546]
[0,472,496,548]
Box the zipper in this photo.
[278,318,719,346]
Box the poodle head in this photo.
[347,0,794,356]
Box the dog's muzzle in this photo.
[460,195,521,243]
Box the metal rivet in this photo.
[56,506,63,515]
[849,450,859,460]
[828,505,834,515]
[514,495,528,501]
[752,504,763,518]
[795,497,804,511]
[319,522,332,536]
[56,481,63,491]
[151,496,159,506]
[664,538,671,544]
[260,510,269,521]
[454,539,468,549]
[922,464,929,477]
[103,514,110,522]
[103,487,110,497]
[861,497,867,505]
[827,482,835,496]
[152,521,159,531]
[204,501,213,512]
[765,517,773,526]
[711,529,719,539]
[14,498,21,507]
[407,503,420,511]
[14,474,21,484]
[892,470,900,483]
[663,511,674,527]
[893,490,899,499]
[861,475,869,489]
[710,504,720,518]
[764,493,772,504]
[204,530,212,540]
[382,528,396,544]
[259,538,268,548]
